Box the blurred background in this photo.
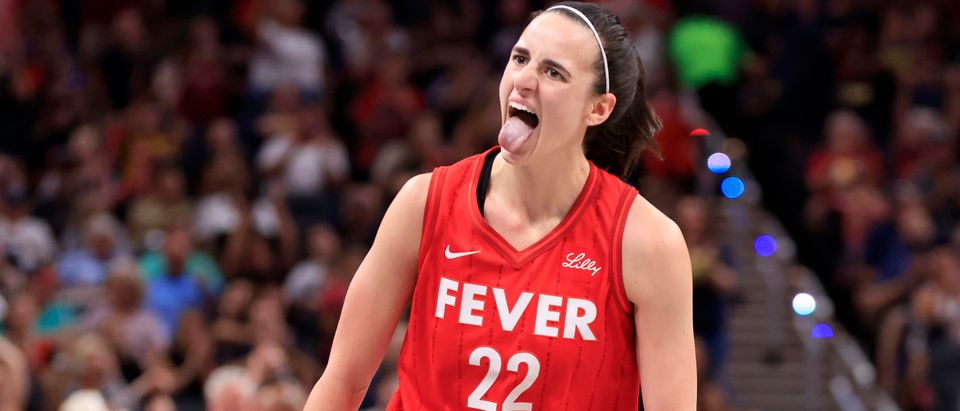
[1,0,959,410]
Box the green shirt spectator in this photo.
[668,16,751,89]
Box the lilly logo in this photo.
[562,252,602,276]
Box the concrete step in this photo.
[728,330,802,343]
[727,346,806,363]
[730,304,796,316]
[729,316,788,332]
[725,362,808,376]
[735,392,838,411]
[728,370,831,392]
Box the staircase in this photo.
[676,95,903,410]
[714,200,828,410]
[716,197,898,411]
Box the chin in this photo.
[499,148,524,165]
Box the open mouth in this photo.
[508,103,540,129]
[499,101,540,153]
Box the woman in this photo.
[305,2,695,409]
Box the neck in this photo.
[489,147,591,223]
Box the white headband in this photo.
[546,5,609,93]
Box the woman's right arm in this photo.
[304,173,431,410]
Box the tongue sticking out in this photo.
[498,116,535,153]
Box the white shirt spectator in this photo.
[194,192,240,240]
[194,193,284,240]
[256,135,349,197]
[0,215,57,272]
[283,260,328,306]
[249,19,327,93]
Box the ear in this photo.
[585,93,617,126]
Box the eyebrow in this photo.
[512,46,572,79]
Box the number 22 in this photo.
[467,347,541,411]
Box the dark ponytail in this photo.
[543,2,662,179]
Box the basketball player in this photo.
[305,2,696,409]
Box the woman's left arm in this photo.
[622,196,697,410]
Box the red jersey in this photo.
[387,147,640,411]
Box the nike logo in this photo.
[445,245,481,259]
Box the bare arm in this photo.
[304,173,430,410]
[622,196,697,410]
[0,336,29,411]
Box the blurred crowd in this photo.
[0,0,958,410]
[696,1,960,411]
[650,0,960,410]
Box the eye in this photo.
[546,68,564,80]
[511,54,527,65]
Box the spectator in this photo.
[248,0,328,96]
[97,9,151,110]
[141,226,215,338]
[911,248,960,411]
[893,108,949,181]
[855,201,938,329]
[157,310,214,410]
[667,14,754,137]
[140,224,223,296]
[0,167,57,275]
[56,333,155,410]
[4,292,51,370]
[283,224,340,308]
[203,365,256,411]
[326,0,411,81]
[80,260,169,378]
[179,16,230,124]
[676,196,737,378]
[256,105,349,198]
[127,166,194,251]
[217,186,299,283]
[193,134,253,246]
[57,213,130,287]
[255,381,307,411]
[349,52,425,173]
[211,280,255,364]
[805,110,885,203]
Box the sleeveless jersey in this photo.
[387,146,640,411]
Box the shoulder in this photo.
[621,194,692,306]
[371,172,434,255]
[391,172,433,213]
[622,194,685,255]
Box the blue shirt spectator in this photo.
[142,225,214,338]
[57,214,129,287]
[145,271,204,339]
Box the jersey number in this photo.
[467,347,541,411]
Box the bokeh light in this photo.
[721,177,745,199]
[690,128,710,137]
[792,293,816,316]
[707,153,731,174]
[811,324,834,339]
[754,235,777,257]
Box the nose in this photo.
[512,62,538,95]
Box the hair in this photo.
[203,365,257,405]
[537,1,662,179]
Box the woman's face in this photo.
[497,11,611,164]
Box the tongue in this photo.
[498,116,534,153]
